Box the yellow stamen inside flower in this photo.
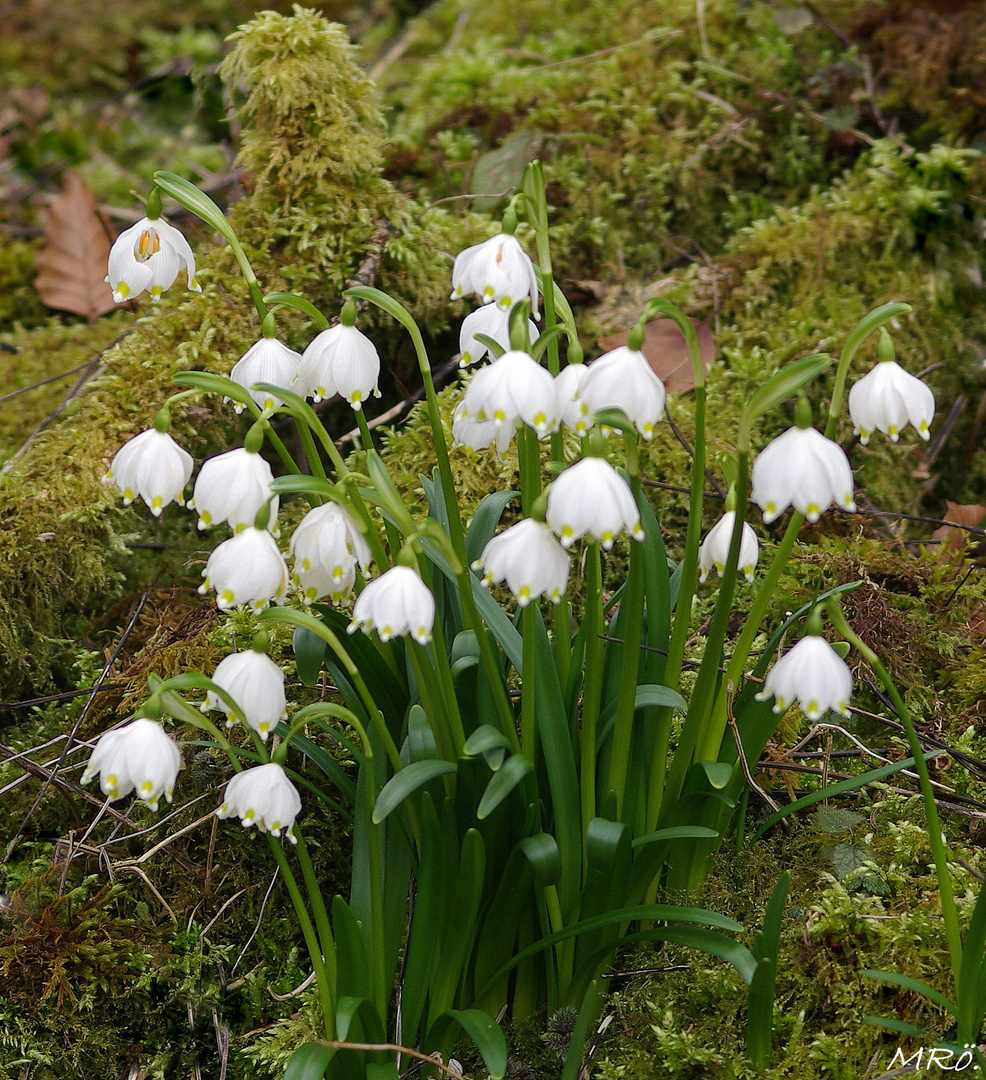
[136,229,161,260]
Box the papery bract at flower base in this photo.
[199,526,289,612]
[106,216,201,303]
[451,401,515,458]
[579,346,667,440]
[458,303,536,367]
[216,762,301,842]
[848,360,935,445]
[203,649,287,740]
[190,447,279,533]
[755,634,852,721]
[289,502,373,604]
[298,323,381,409]
[81,719,182,811]
[473,519,570,606]
[459,350,558,438]
[555,362,591,435]
[751,425,855,524]
[348,565,435,645]
[103,428,193,517]
[698,511,760,583]
[546,457,645,550]
[451,233,539,315]
[229,338,302,413]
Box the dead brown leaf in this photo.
[34,172,117,322]
[931,500,986,555]
[598,318,715,393]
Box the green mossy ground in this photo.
[1,1,985,1077]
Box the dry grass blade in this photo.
[34,171,117,322]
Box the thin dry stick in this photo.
[117,865,178,923]
[312,1039,464,1078]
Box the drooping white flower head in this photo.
[451,234,539,315]
[298,323,382,409]
[81,719,182,811]
[554,362,592,435]
[848,360,935,445]
[216,762,301,842]
[579,346,667,440]
[755,635,852,721]
[546,457,645,550]
[458,303,537,368]
[199,526,289,612]
[190,447,278,533]
[451,400,515,458]
[751,426,855,524]
[348,565,435,645]
[203,649,287,741]
[698,511,760,583]
[459,350,558,439]
[106,216,201,304]
[103,428,193,517]
[289,502,373,605]
[472,519,570,606]
[229,338,302,413]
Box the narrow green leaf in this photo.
[436,1009,508,1079]
[293,625,327,687]
[561,981,602,1080]
[862,1016,926,1037]
[264,292,330,328]
[282,1041,336,1080]
[742,353,832,424]
[172,369,254,408]
[749,751,946,844]
[586,817,627,873]
[862,969,958,1016]
[477,754,533,819]
[372,760,457,823]
[631,825,718,849]
[634,684,687,712]
[518,833,562,887]
[465,490,519,565]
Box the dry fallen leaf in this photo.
[931,501,986,555]
[598,317,715,393]
[34,172,117,322]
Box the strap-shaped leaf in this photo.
[372,760,457,823]
[477,753,533,819]
[282,1042,335,1080]
[294,624,327,687]
[429,1009,507,1079]
[335,995,386,1044]
[465,490,519,565]
[586,817,626,873]
[634,684,687,712]
[862,969,958,1017]
[519,833,562,887]
[631,825,718,849]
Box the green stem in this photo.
[826,603,963,982]
[267,837,335,1039]
[580,545,604,840]
[521,604,538,767]
[293,832,338,1003]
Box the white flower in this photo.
[458,303,536,367]
[451,401,515,457]
[555,363,591,435]
[106,216,201,303]
[81,719,182,811]
[755,635,852,720]
[216,762,301,842]
[298,324,381,409]
[848,360,935,445]
[289,502,373,605]
[459,350,558,438]
[579,346,667,440]
[199,526,289,611]
[546,457,645,550]
[451,234,539,315]
[203,649,287,741]
[751,426,856,524]
[190,447,278,533]
[103,428,193,517]
[229,338,302,413]
[348,566,435,645]
[472,519,570,606]
[698,512,760,583]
